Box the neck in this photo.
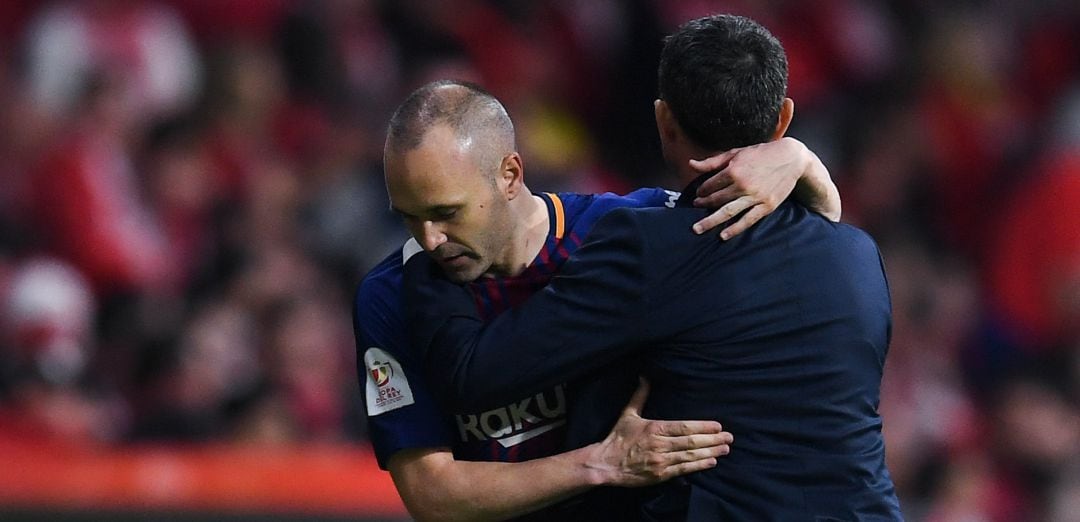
[675,153,713,186]
[488,193,549,277]
[669,139,721,186]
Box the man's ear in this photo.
[500,152,525,200]
[655,99,679,150]
[771,98,794,141]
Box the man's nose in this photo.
[419,221,448,252]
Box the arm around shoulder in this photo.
[407,208,654,411]
[788,137,841,221]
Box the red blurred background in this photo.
[0,1,1077,520]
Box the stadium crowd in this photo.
[0,1,1077,520]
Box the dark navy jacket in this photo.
[405,182,902,520]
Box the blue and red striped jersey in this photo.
[354,188,678,468]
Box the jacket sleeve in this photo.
[404,208,652,412]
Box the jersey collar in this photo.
[675,172,713,208]
[537,192,566,240]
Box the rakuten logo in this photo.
[455,385,567,448]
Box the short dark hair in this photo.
[385,80,514,172]
[658,14,788,152]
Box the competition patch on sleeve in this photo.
[364,347,416,416]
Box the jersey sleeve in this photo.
[620,187,680,209]
[354,269,456,469]
[569,188,680,217]
[404,208,653,412]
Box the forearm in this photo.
[417,212,650,411]
[388,381,733,521]
[431,299,636,411]
[790,138,841,221]
[390,447,603,521]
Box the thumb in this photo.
[689,149,738,173]
[623,377,650,417]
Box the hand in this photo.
[688,137,810,240]
[584,378,732,487]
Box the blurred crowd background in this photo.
[0,0,1077,520]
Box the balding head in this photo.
[385,80,515,179]
[383,80,530,283]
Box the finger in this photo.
[695,169,734,197]
[652,420,723,437]
[692,208,733,235]
[689,149,739,174]
[660,458,719,481]
[650,445,729,474]
[691,195,755,234]
[717,195,756,219]
[692,186,739,209]
[669,445,730,464]
[622,377,651,416]
[659,432,734,452]
[718,203,771,241]
[652,432,732,453]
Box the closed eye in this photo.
[432,209,458,221]
[390,205,460,222]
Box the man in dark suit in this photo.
[404,14,902,520]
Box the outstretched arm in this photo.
[388,380,731,521]
[688,137,842,238]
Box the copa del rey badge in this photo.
[371,362,392,386]
[364,347,415,416]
